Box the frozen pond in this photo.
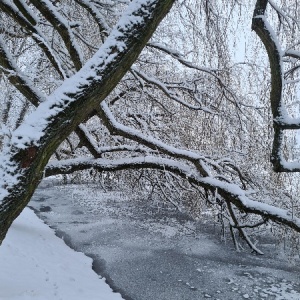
[29,182,300,300]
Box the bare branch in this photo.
[74,0,110,40]
[30,0,83,71]
[0,37,46,106]
[0,1,66,78]
[44,155,300,233]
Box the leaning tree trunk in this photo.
[0,0,175,246]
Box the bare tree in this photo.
[0,0,299,254]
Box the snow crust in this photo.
[0,207,123,300]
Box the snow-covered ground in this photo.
[0,207,123,300]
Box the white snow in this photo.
[9,0,158,150]
[0,207,123,300]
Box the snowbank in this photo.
[0,208,123,300]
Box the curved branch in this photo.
[44,155,300,233]
[0,1,66,78]
[74,0,110,40]
[147,42,219,74]
[268,0,300,30]
[226,201,264,255]
[98,102,210,176]
[12,0,37,26]
[146,42,241,109]
[131,67,214,112]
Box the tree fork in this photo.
[252,0,286,172]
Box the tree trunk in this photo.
[0,0,175,246]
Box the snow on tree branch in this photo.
[0,0,176,246]
[45,155,300,235]
[0,0,66,78]
[8,0,173,149]
[74,0,111,38]
[30,0,84,71]
[131,67,214,112]
[252,0,300,172]
[0,37,46,106]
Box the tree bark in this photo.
[252,0,289,172]
[0,0,175,246]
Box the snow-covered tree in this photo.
[0,0,300,253]
[0,0,176,245]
